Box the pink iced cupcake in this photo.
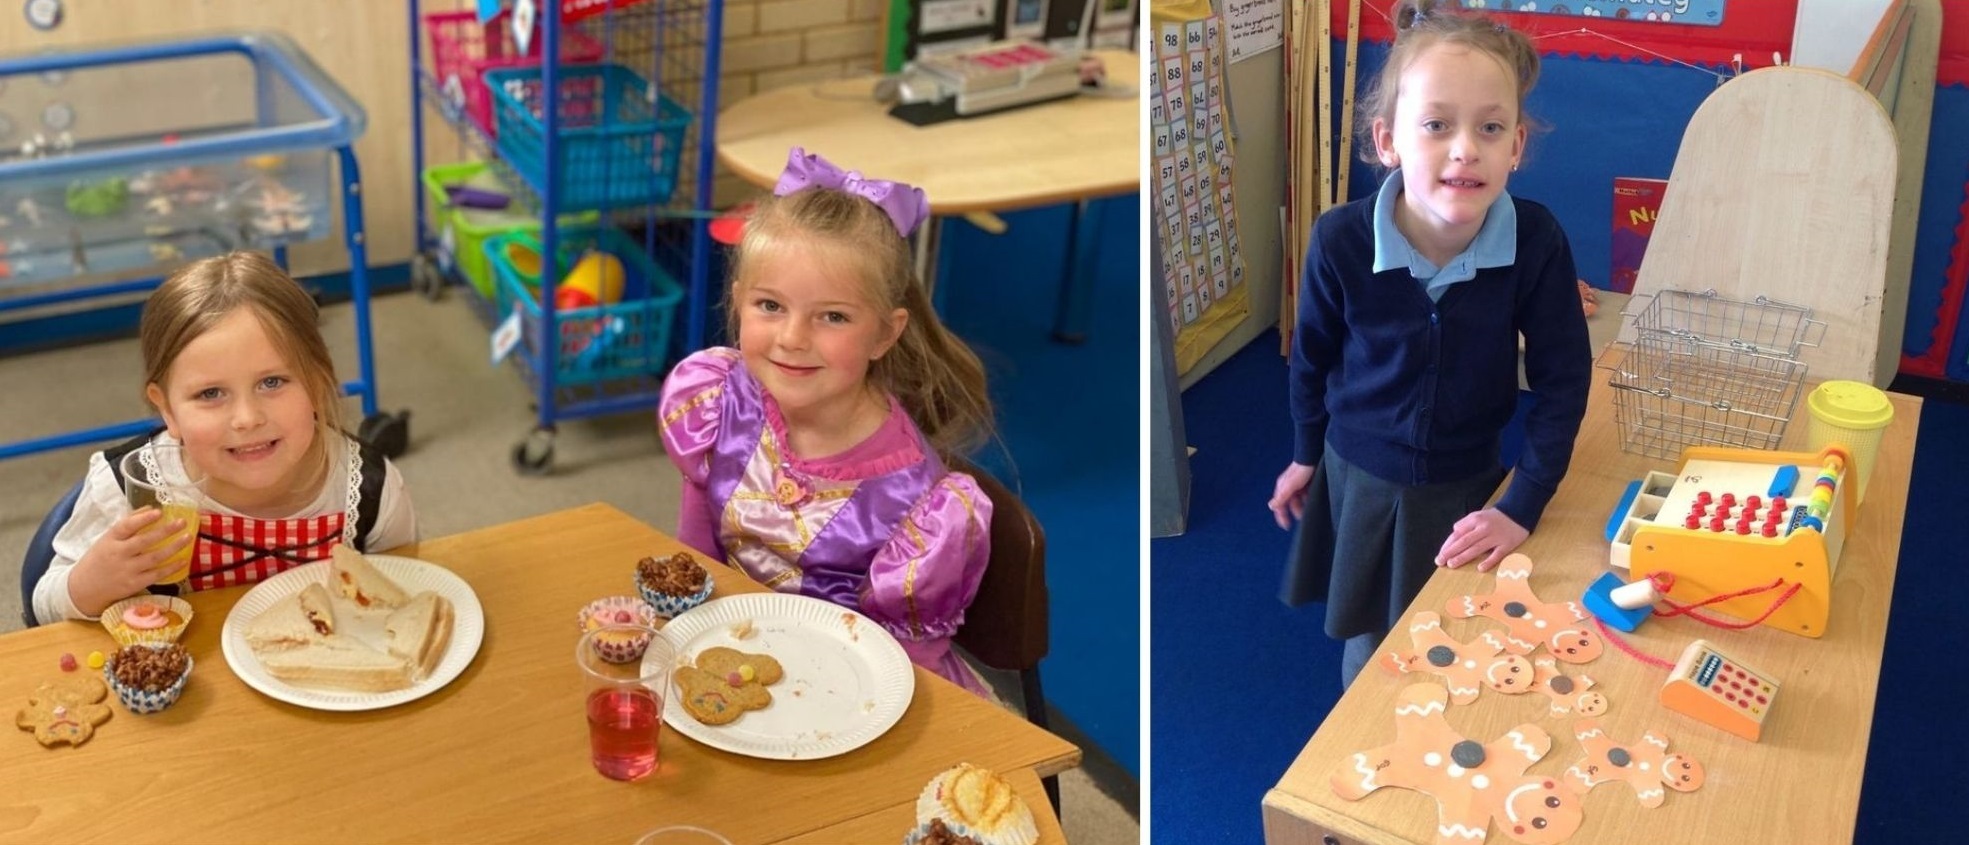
[577,596,656,663]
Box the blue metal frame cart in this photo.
[0,32,404,461]
[409,0,722,474]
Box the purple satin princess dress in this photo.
[658,348,994,695]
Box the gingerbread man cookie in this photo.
[16,675,113,748]
[1380,611,1537,704]
[1565,719,1705,808]
[676,647,785,725]
[1526,658,1608,719]
[1332,683,1584,845]
[1446,554,1604,664]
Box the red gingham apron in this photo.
[185,512,346,592]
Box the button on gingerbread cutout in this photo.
[1332,683,1584,845]
[1379,611,1538,704]
[1527,657,1609,719]
[1447,553,1604,663]
[1564,719,1706,808]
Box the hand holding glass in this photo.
[118,444,206,584]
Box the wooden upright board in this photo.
[1630,67,1899,386]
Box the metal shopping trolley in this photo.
[0,32,407,460]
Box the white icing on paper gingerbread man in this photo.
[1380,611,1537,704]
[1447,553,1604,663]
[1565,719,1706,808]
[1331,684,1584,845]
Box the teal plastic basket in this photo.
[483,63,693,210]
[484,227,683,384]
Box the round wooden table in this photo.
[715,49,1141,340]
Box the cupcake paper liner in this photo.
[578,596,657,663]
[100,595,194,646]
[903,819,990,845]
[636,565,714,619]
[103,645,192,715]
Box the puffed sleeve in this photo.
[657,347,742,486]
[860,472,993,641]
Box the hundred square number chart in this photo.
[1152,0,1249,374]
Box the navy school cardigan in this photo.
[1288,196,1593,531]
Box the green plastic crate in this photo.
[420,161,595,299]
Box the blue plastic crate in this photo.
[484,227,683,385]
[483,63,692,210]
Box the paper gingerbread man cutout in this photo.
[1381,611,1538,704]
[1446,553,1604,664]
[1332,683,1585,845]
[1565,719,1706,808]
[1527,657,1609,719]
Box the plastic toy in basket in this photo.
[482,227,684,385]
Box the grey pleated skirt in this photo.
[1279,442,1507,640]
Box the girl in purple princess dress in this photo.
[658,148,996,696]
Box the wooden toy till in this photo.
[1608,444,1856,638]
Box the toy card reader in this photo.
[1660,639,1779,742]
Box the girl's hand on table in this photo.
[1435,508,1528,572]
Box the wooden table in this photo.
[716,49,1140,341]
[1262,371,1923,845]
[2,504,1079,844]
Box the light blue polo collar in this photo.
[1371,169,1516,299]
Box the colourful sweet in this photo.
[86,651,105,670]
[59,653,76,672]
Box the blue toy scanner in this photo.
[1582,572,1659,633]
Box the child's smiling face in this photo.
[145,306,320,510]
[1374,42,1526,250]
[736,238,906,424]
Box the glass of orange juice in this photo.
[118,444,207,584]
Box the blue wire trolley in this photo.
[0,32,406,461]
[409,0,723,474]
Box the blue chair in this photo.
[20,481,84,628]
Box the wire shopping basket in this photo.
[1602,289,1826,460]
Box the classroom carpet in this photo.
[1149,329,1967,844]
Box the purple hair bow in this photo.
[774,146,931,238]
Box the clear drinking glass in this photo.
[631,827,734,845]
[578,624,673,781]
[118,443,207,584]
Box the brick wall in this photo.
[714,0,888,207]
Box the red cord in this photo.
[1592,617,1677,669]
[1595,576,1804,668]
[1652,578,1802,630]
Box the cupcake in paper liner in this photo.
[903,818,988,845]
[103,643,193,715]
[577,596,657,663]
[635,553,714,619]
[913,763,1039,845]
[100,595,194,646]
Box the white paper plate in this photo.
[651,593,915,760]
[220,556,485,711]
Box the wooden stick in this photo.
[1336,0,1361,202]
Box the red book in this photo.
[1611,177,1668,294]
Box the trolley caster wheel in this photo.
[358,410,412,458]
[411,254,444,301]
[512,427,555,476]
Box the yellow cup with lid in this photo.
[1804,380,1894,505]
